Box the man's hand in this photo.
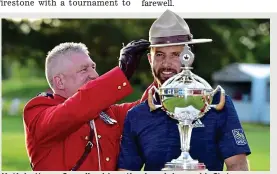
[119,39,150,79]
[225,154,250,171]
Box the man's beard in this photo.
[151,67,178,85]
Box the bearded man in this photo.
[117,10,251,171]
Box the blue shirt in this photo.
[118,92,251,171]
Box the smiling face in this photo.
[148,45,184,85]
[52,52,99,98]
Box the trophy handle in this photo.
[148,86,162,111]
[209,85,226,111]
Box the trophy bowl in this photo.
[149,70,226,123]
[147,44,226,171]
[160,86,214,121]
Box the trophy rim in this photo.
[159,87,214,97]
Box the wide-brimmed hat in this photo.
[149,10,212,47]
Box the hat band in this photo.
[150,35,192,45]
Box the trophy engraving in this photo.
[148,44,226,171]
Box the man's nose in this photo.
[89,68,99,79]
[162,58,172,67]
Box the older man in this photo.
[23,40,150,171]
[118,10,251,171]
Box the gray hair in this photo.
[45,42,89,88]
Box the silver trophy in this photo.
[148,44,226,171]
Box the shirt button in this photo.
[97,135,101,139]
[123,82,127,86]
[106,157,110,161]
[118,86,122,90]
[85,136,89,140]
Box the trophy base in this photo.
[161,160,207,171]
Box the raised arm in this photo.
[24,67,132,146]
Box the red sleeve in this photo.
[24,67,133,146]
[111,82,154,130]
[111,102,138,130]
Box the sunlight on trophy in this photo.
[148,44,226,171]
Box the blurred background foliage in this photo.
[1,18,270,171]
[2,18,270,86]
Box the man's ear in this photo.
[53,74,65,90]
[147,53,152,65]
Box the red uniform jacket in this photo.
[23,67,149,171]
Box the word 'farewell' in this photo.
[142,0,174,6]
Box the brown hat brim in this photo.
[149,39,213,47]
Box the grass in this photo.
[239,123,270,171]
[1,78,270,171]
[2,116,30,171]
[1,115,270,171]
[2,78,49,100]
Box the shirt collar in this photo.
[147,81,163,111]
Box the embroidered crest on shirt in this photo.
[99,111,117,125]
[232,129,247,145]
[192,119,205,128]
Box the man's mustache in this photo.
[157,67,178,75]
